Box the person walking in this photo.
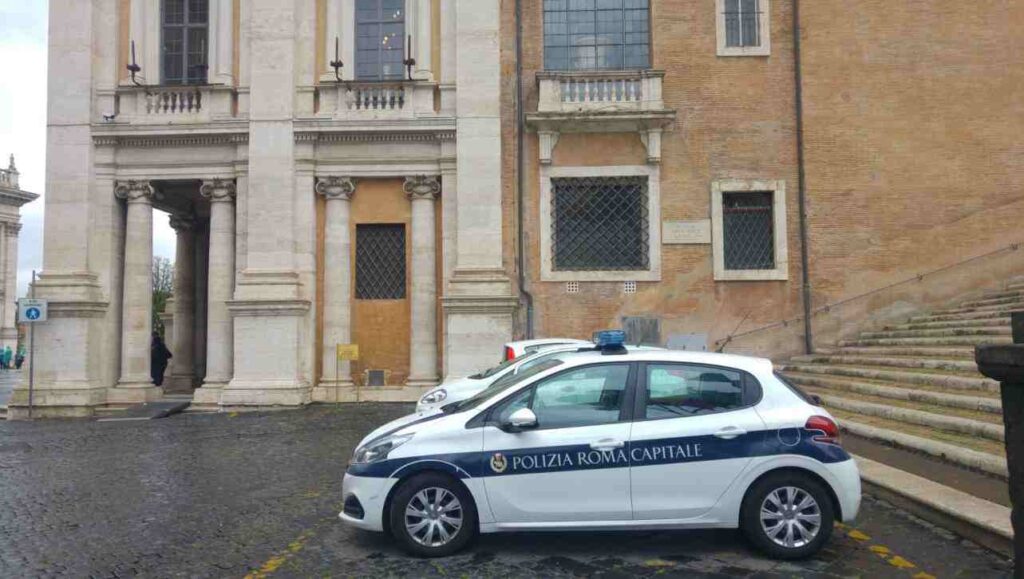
[150,332,173,387]
[15,350,24,370]
[1,346,10,371]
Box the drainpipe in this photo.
[515,0,535,339]
[793,0,813,354]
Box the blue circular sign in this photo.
[25,307,41,320]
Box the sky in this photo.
[0,0,176,298]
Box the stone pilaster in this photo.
[168,214,197,392]
[109,180,162,403]
[194,180,236,405]
[314,177,355,400]
[405,175,441,388]
[0,222,21,350]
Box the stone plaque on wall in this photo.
[662,219,711,245]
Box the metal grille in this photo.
[723,191,774,270]
[355,224,406,299]
[552,176,649,271]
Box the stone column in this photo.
[112,180,160,401]
[316,177,355,393]
[169,214,197,391]
[405,176,440,388]
[194,180,236,404]
[0,223,20,351]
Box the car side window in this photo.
[496,364,630,429]
[644,363,753,419]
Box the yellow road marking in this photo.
[912,573,937,579]
[887,555,916,570]
[847,529,871,541]
[642,559,676,568]
[837,523,933,577]
[869,545,891,556]
[244,529,314,578]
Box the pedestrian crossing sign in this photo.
[18,299,48,323]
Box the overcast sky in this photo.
[0,0,176,298]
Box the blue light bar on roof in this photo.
[594,330,626,349]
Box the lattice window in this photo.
[723,191,774,270]
[355,224,406,299]
[551,176,649,271]
[162,0,209,85]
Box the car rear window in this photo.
[774,371,818,405]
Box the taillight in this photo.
[504,346,516,361]
[806,415,840,445]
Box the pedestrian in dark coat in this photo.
[151,332,173,387]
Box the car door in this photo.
[629,362,767,520]
[481,362,635,524]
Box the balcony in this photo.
[528,70,675,164]
[316,81,437,120]
[113,84,238,125]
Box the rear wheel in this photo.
[741,472,834,560]
[388,473,477,557]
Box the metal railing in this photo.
[716,241,1024,352]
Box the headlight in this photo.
[420,388,448,405]
[352,433,413,464]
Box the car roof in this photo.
[507,338,593,348]
[548,348,774,375]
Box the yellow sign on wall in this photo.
[336,344,359,361]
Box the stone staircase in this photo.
[778,281,1024,481]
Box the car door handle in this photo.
[714,426,746,440]
[590,438,625,451]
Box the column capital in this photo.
[169,214,197,233]
[114,180,156,204]
[200,179,237,203]
[404,175,441,201]
[315,176,355,201]
[4,222,21,237]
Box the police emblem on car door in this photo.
[481,363,635,524]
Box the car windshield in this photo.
[443,359,565,413]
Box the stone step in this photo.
[959,292,1024,308]
[789,353,978,373]
[779,363,999,392]
[859,326,1011,340]
[908,310,1011,324]
[888,317,1009,331]
[782,370,999,401]
[831,413,1008,479]
[839,335,1013,347]
[813,392,1003,441]
[932,301,1024,317]
[980,288,1024,300]
[825,345,976,359]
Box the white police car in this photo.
[417,343,663,413]
[340,331,861,560]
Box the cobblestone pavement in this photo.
[0,404,1013,578]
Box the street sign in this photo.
[18,298,48,323]
[336,344,359,361]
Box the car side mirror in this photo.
[502,408,538,432]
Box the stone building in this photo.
[14,0,1023,417]
[0,156,37,352]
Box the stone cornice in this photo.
[0,186,40,207]
[295,130,456,144]
[403,175,441,201]
[227,299,311,317]
[94,133,249,148]
[4,223,22,237]
[315,177,355,201]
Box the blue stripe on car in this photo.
[346,428,850,479]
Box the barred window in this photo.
[543,0,650,71]
[552,176,649,271]
[355,224,406,299]
[723,191,774,270]
[724,0,762,48]
[355,0,406,80]
[162,0,208,85]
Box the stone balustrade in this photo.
[537,70,666,114]
[317,81,436,119]
[0,168,17,190]
[115,85,236,124]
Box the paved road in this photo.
[0,404,1012,578]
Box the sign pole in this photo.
[28,270,36,419]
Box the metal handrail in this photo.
[715,240,1024,350]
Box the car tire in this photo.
[389,473,477,558]
[740,471,834,560]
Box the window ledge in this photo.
[714,268,788,282]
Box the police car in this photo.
[417,343,663,413]
[341,331,861,560]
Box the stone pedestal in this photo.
[109,180,162,403]
[975,342,1024,575]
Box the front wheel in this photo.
[388,473,477,557]
[740,472,834,560]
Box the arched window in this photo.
[162,0,209,85]
[355,0,406,80]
